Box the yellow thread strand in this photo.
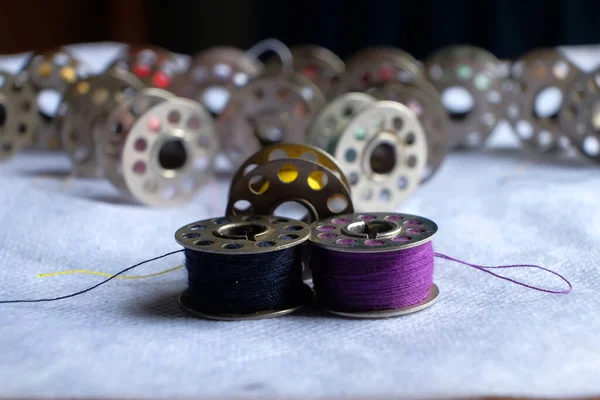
[37,265,184,279]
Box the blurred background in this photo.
[1,0,600,57]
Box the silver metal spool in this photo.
[60,70,145,177]
[307,92,377,153]
[0,72,38,161]
[122,97,218,207]
[96,88,175,191]
[425,45,503,149]
[334,101,427,211]
[309,212,439,318]
[175,215,312,320]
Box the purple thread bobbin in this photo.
[309,212,439,319]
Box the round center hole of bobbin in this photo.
[441,86,474,121]
[214,223,269,241]
[0,103,6,129]
[158,138,187,171]
[343,219,399,239]
[369,142,396,175]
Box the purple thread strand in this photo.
[434,253,572,294]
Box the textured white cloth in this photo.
[0,44,599,399]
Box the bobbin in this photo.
[20,47,91,150]
[96,88,175,191]
[108,45,185,90]
[175,215,312,320]
[227,157,353,221]
[309,212,439,318]
[559,66,600,162]
[122,97,218,207]
[506,48,579,152]
[0,72,38,161]
[307,92,377,153]
[334,101,427,211]
[171,46,263,115]
[59,69,145,177]
[335,47,424,95]
[217,75,316,169]
[424,45,504,149]
[367,81,449,181]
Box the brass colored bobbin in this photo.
[309,212,439,319]
[560,66,600,162]
[334,101,427,211]
[96,88,175,191]
[505,48,579,152]
[122,97,219,207]
[367,81,449,182]
[59,69,145,177]
[20,47,91,151]
[217,75,315,170]
[175,215,312,320]
[0,72,38,161]
[425,45,503,149]
[171,47,263,115]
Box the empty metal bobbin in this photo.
[122,97,219,207]
[309,212,439,318]
[334,101,427,211]
[217,75,315,170]
[559,66,600,162]
[0,72,38,161]
[96,88,175,191]
[425,45,503,149]
[171,47,263,116]
[506,48,579,152]
[175,215,312,320]
[59,69,145,177]
[367,81,449,182]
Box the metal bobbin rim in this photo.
[322,284,439,319]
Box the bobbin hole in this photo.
[343,219,400,239]
[215,223,268,241]
[370,142,396,175]
[158,138,187,171]
[0,104,6,129]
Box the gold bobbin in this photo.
[506,48,580,152]
[424,45,503,149]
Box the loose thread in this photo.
[36,265,184,279]
[245,38,293,73]
[0,250,183,304]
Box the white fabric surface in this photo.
[0,44,599,399]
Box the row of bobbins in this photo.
[175,211,438,320]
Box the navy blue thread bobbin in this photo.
[175,215,313,321]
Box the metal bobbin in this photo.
[175,215,312,320]
[20,47,91,151]
[227,157,354,222]
[307,92,377,153]
[367,81,449,182]
[425,45,504,149]
[217,75,315,169]
[59,69,145,177]
[109,45,185,90]
[506,48,579,152]
[560,66,600,162]
[334,101,427,211]
[122,97,218,207]
[96,88,175,191]
[335,47,424,95]
[171,47,263,116]
[0,72,38,161]
[309,212,439,318]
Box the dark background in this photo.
[1,0,599,59]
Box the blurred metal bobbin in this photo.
[334,101,427,211]
[507,48,579,152]
[96,88,175,190]
[425,45,503,149]
[217,75,315,170]
[20,47,91,150]
[560,66,600,162]
[59,69,145,177]
[307,92,376,153]
[171,47,263,116]
[367,81,449,182]
[122,97,219,207]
